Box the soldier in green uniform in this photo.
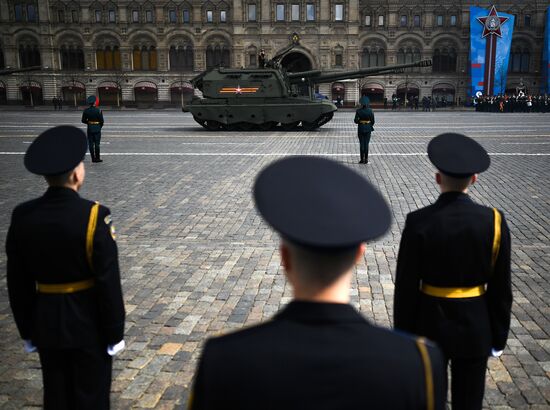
[354,96,375,164]
[82,95,104,163]
[188,156,446,410]
[394,133,512,410]
[6,126,125,409]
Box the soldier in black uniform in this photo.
[6,125,126,410]
[189,156,446,410]
[354,96,375,164]
[82,95,104,163]
[393,133,512,410]
[258,49,266,68]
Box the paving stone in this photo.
[158,343,183,356]
[0,110,549,408]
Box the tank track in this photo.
[193,112,334,132]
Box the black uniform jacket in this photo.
[191,301,445,410]
[394,192,512,358]
[354,107,375,133]
[6,187,125,348]
[81,107,104,134]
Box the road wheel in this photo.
[205,120,222,131]
[281,121,299,131]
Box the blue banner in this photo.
[544,7,550,94]
[470,6,514,96]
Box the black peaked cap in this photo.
[253,156,391,248]
[24,125,88,176]
[428,133,490,178]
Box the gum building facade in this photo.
[0,0,546,107]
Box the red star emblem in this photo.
[235,85,242,94]
[477,6,508,38]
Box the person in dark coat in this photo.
[393,133,512,410]
[354,96,375,164]
[82,95,104,163]
[258,49,266,68]
[6,125,126,410]
[189,156,446,410]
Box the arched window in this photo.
[14,2,39,22]
[397,48,405,65]
[520,49,529,72]
[405,48,413,64]
[19,44,41,68]
[432,47,456,72]
[169,43,194,71]
[510,47,530,73]
[96,43,121,70]
[60,45,85,70]
[214,45,221,65]
[141,46,149,70]
[104,46,114,69]
[248,46,257,67]
[361,46,385,68]
[219,1,230,23]
[206,41,231,69]
[377,49,386,66]
[133,45,157,71]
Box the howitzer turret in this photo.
[287,60,432,85]
[0,66,42,76]
[186,35,431,131]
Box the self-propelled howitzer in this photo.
[187,59,431,131]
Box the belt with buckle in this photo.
[36,278,95,294]
[88,121,100,125]
[421,283,486,298]
[359,120,371,124]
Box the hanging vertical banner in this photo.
[544,7,550,94]
[470,6,514,96]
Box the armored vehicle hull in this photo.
[190,96,335,131]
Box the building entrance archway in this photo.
[134,81,158,105]
[62,82,86,107]
[20,81,43,105]
[432,84,455,107]
[361,83,385,104]
[98,82,121,106]
[280,52,312,72]
[396,84,419,107]
[170,82,194,106]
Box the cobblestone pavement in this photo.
[0,109,549,409]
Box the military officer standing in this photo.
[354,96,375,164]
[189,156,445,410]
[258,49,266,68]
[82,95,104,163]
[393,133,512,410]
[6,125,126,410]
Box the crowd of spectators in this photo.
[474,94,550,113]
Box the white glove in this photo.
[107,340,125,356]
[23,339,37,353]
[491,348,503,357]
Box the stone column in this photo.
[158,81,170,102]
[194,47,205,71]
[6,76,21,103]
[121,82,133,103]
[84,47,96,71]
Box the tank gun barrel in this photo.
[288,59,432,84]
[0,66,42,75]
